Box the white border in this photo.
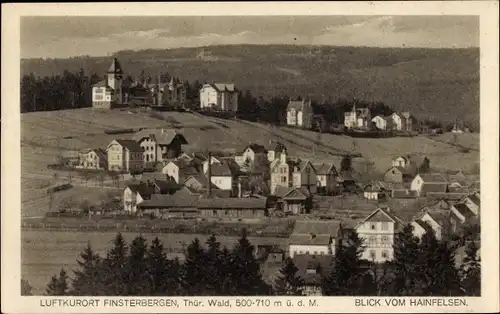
[2,2,499,313]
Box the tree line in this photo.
[22,224,480,297]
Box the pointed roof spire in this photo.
[107,58,123,74]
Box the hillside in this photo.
[21,45,480,128]
[21,108,479,218]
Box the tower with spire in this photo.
[107,58,124,104]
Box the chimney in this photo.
[207,151,212,198]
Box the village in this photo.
[27,57,480,296]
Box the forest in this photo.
[22,225,480,297]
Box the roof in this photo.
[293,160,316,173]
[168,160,200,175]
[420,182,448,194]
[361,207,406,225]
[209,162,233,177]
[417,173,448,183]
[313,163,337,175]
[197,198,267,209]
[126,182,154,198]
[287,100,311,111]
[133,129,188,146]
[272,142,287,153]
[282,187,311,200]
[409,155,429,166]
[107,58,123,74]
[200,189,233,199]
[292,254,334,286]
[111,139,144,152]
[392,189,418,199]
[426,192,468,201]
[466,193,480,206]
[153,179,181,193]
[292,220,342,237]
[364,181,390,192]
[452,203,475,220]
[423,210,450,227]
[392,155,409,162]
[92,79,112,89]
[82,148,107,161]
[413,219,434,233]
[137,190,200,209]
[245,143,268,154]
[184,174,217,189]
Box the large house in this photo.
[106,139,144,173]
[371,115,393,130]
[136,189,200,219]
[384,166,414,184]
[355,207,411,263]
[132,128,188,164]
[267,142,287,163]
[234,143,269,168]
[289,220,343,258]
[199,83,238,111]
[161,160,200,183]
[77,148,107,170]
[286,99,313,129]
[148,76,187,106]
[391,112,414,132]
[291,160,318,194]
[292,254,334,296]
[411,209,451,241]
[270,150,293,195]
[344,104,372,129]
[274,186,311,215]
[92,58,125,109]
[410,173,449,197]
[123,182,154,213]
[314,163,338,194]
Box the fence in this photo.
[21,219,294,238]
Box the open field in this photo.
[21,108,479,217]
[22,230,288,295]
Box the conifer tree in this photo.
[389,224,421,295]
[21,279,33,296]
[274,257,304,295]
[323,231,366,295]
[146,237,178,295]
[126,235,149,295]
[230,229,270,295]
[459,240,481,296]
[416,229,462,296]
[205,235,224,295]
[102,233,129,295]
[180,238,208,295]
[219,246,235,295]
[46,268,69,296]
[71,243,104,295]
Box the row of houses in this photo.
[286,100,416,132]
[283,190,480,295]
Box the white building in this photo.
[132,129,188,164]
[234,144,268,167]
[199,83,238,111]
[123,183,152,214]
[355,207,408,263]
[289,220,343,258]
[92,58,124,109]
[286,99,313,129]
[161,160,199,183]
[291,160,318,194]
[371,115,393,130]
[411,210,449,241]
[410,173,448,197]
[344,104,371,129]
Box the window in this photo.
[212,210,217,216]
[370,250,376,260]
[381,222,389,231]
[381,250,388,259]
[381,236,389,244]
[369,236,377,246]
[281,176,287,183]
[94,94,104,101]
[370,223,376,230]
[313,251,317,255]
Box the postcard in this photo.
[1,1,499,313]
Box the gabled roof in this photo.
[293,160,316,173]
[413,219,433,233]
[107,58,123,74]
[109,139,144,152]
[385,166,414,176]
[313,163,337,175]
[287,100,311,111]
[244,143,268,154]
[363,180,390,192]
[200,189,232,199]
[153,179,181,194]
[282,187,311,200]
[184,174,218,189]
[466,193,480,207]
[422,210,450,227]
[82,148,107,161]
[417,173,448,183]
[126,182,154,199]
[197,198,267,209]
[409,155,429,167]
[210,162,233,177]
[133,129,188,146]
[452,203,475,220]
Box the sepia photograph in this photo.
[2,2,499,313]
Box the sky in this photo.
[21,16,479,59]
